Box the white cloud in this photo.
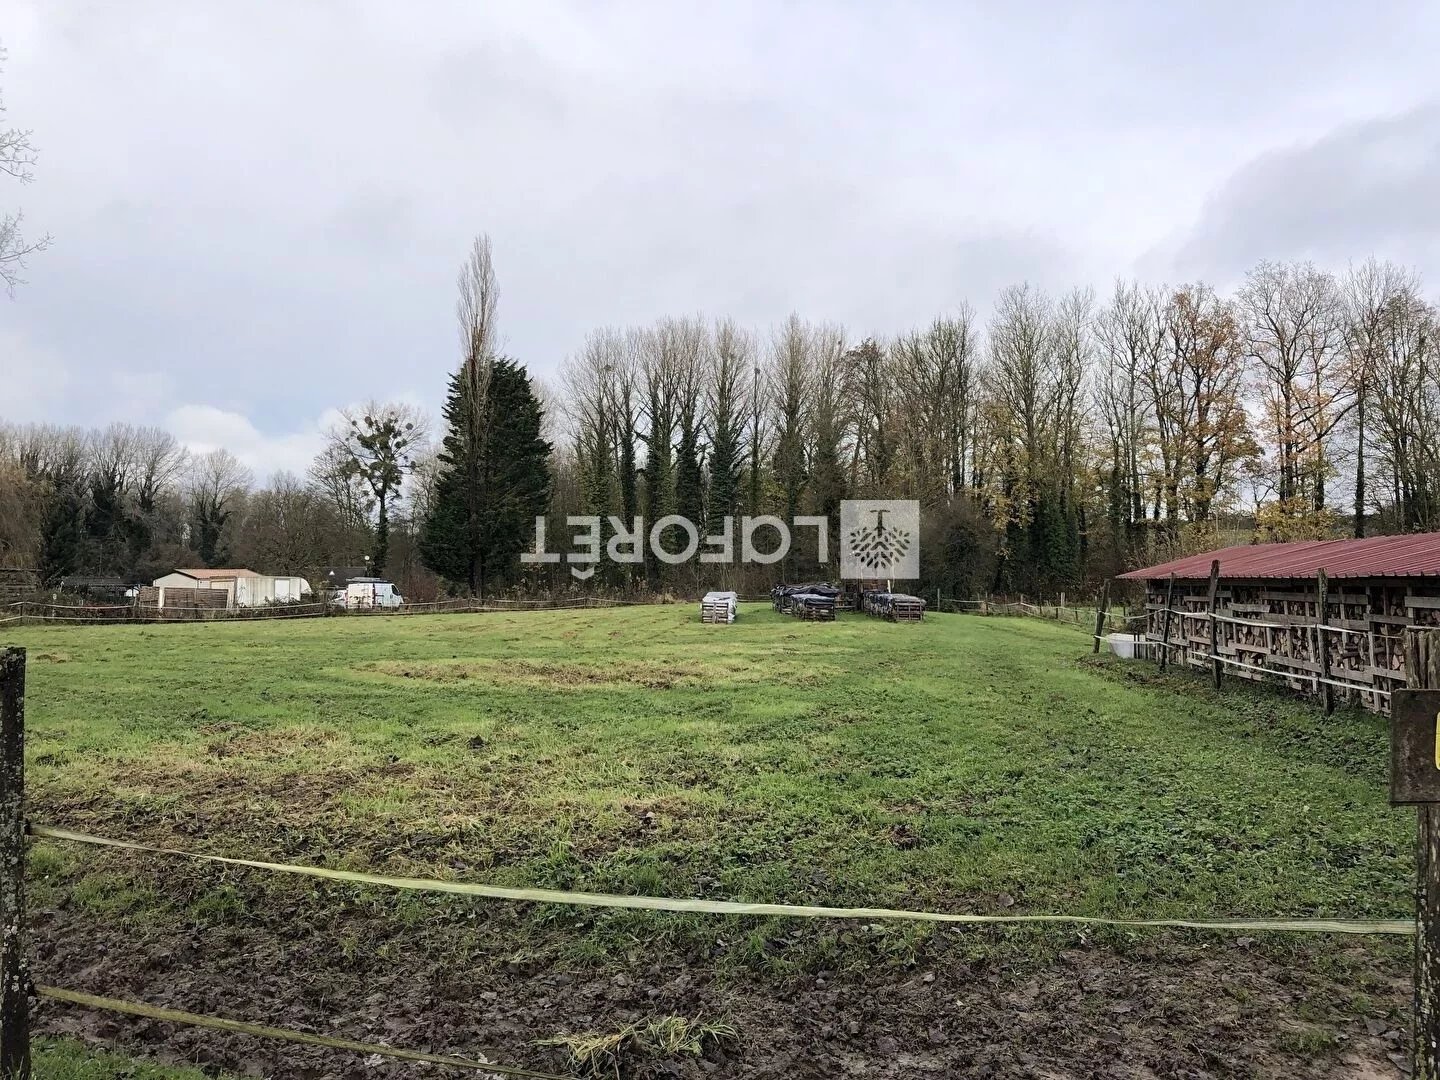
[162,393,430,484]
[163,404,328,481]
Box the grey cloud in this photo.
[7,0,1440,458]
[1156,105,1440,282]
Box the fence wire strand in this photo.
[36,985,565,1078]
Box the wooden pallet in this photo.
[791,601,836,621]
[888,598,925,622]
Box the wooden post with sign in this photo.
[1316,569,1335,715]
[0,647,28,1080]
[1158,573,1177,672]
[1207,560,1222,689]
[1396,631,1440,1078]
[1092,580,1111,655]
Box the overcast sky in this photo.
[4,1,1440,478]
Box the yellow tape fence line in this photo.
[30,824,1411,936]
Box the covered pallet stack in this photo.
[771,582,842,615]
[700,590,738,624]
[862,591,926,622]
[789,592,837,621]
[1120,532,1440,713]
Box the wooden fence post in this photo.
[1159,573,1177,672]
[1092,580,1111,655]
[1406,630,1440,1079]
[1207,560,1222,689]
[0,647,29,1080]
[1316,568,1334,715]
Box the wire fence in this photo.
[36,985,563,1079]
[937,597,1146,634]
[0,595,651,627]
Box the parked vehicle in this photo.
[336,578,404,610]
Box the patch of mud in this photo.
[30,886,1410,1080]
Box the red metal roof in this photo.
[1118,532,1440,582]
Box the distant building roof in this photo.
[170,568,260,580]
[1118,532,1440,582]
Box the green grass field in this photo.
[35,1039,226,1079]
[6,606,1415,1076]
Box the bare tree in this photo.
[88,423,139,497]
[985,283,1054,505]
[309,441,375,541]
[1341,259,1417,536]
[1368,287,1440,530]
[439,233,504,591]
[188,449,253,566]
[806,321,849,540]
[1239,261,1349,514]
[0,457,42,567]
[0,43,51,293]
[1160,284,1254,525]
[889,311,979,503]
[633,322,680,584]
[236,471,337,576]
[130,427,189,512]
[1095,280,1162,539]
[609,333,641,530]
[768,314,814,558]
[561,328,623,517]
[845,337,895,494]
[1050,288,1093,515]
[745,340,767,516]
[6,423,87,488]
[706,317,753,532]
[457,233,499,415]
[670,316,709,534]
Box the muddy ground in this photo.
[31,885,1412,1080]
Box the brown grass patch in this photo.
[361,657,711,691]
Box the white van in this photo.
[341,578,404,610]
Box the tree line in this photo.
[3,247,1438,601]
[0,235,555,600]
[549,257,1440,597]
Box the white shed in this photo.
[151,569,312,609]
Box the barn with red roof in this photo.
[1118,532,1440,712]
